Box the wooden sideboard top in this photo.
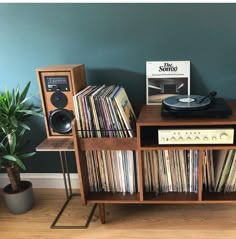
[137,101,236,126]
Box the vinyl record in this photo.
[163,95,211,111]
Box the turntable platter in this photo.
[162,95,211,111]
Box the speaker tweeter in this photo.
[51,91,68,108]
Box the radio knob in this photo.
[195,137,200,141]
[212,136,217,141]
[220,133,228,140]
[171,137,176,142]
[178,137,183,141]
[204,137,208,141]
[187,137,191,141]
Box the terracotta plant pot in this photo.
[2,181,34,214]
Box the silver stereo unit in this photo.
[158,128,234,145]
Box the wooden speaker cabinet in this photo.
[37,64,86,138]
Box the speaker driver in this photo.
[51,91,68,108]
[49,109,74,134]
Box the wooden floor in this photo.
[1,189,236,239]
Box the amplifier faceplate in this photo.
[158,128,234,145]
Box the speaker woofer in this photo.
[49,109,74,134]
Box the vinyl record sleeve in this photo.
[146,61,190,105]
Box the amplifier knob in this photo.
[187,137,191,141]
[212,136,217,141]
[220,133,228,140]
[204,137,208,141]
[195,137,200,141]
[178,137,183,141]
[171,137,176,142]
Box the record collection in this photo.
[73,85,137,138]
[73,85,138,194]
[86,150,138,194]
[143,150,199,194]
[143,149,236,194]
[203,149,236,192]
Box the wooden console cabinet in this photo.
[72,101,236,223]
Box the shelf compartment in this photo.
[86,192,140,203]
[143,192,198,203]
[139,125,236,148]
[202,192,236,202]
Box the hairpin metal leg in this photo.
[50,195,97,229]
[50,151,97,229]
[60,151,69,199]
[64,151,72,196]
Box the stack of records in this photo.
[73,85,137,138]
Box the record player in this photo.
[161,92,232,118]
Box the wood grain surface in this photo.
[0,189,235,239]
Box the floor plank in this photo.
[0,189,236,239]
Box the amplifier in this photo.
[158,128,234,145]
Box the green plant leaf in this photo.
[18,109,43,116]
[19,81,31,103]
[8,133,16,154]
[3,155,26,170]
[0,81,42,172]
[18,122,30,131]
[19,152,36,159]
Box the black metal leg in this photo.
[60,151,69,199]
[50,151,97,229]
[64,151,73,196]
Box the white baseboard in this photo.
[0,173,80,189]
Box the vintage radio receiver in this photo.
[158,128,234,145]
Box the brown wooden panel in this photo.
[78,137,137,151]
[144,192,198,202]
[202,192,236,201]
[36,138,74,151]
[36,64,84,71]
[86,192,140,203]
[72,120,89,205]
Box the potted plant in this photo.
[0,82,42,214]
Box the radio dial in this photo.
[220,133,228,140]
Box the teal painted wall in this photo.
[1,3,236,173]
